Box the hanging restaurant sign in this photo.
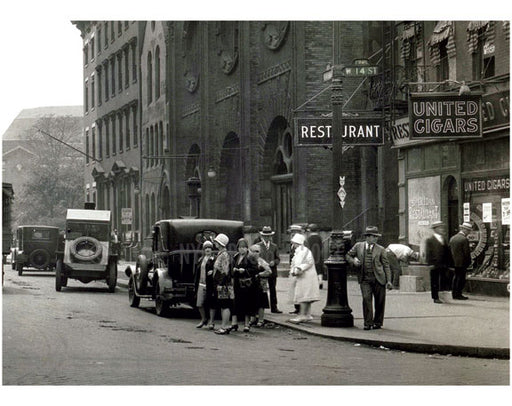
[295,117,384,146]
[409,93,483,139]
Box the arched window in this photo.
[155,46,161,99]
[147,51,153,104]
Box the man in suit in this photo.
[422,221,452,304]
[449,222,473,300]
[306,223,325,289]
[346,226,392,330]
[257,226,282,313]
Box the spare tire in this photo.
[70,236,103,262]
[29,249,50,269]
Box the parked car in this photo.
[125,219,244,316]
[11,225,60,276]
[56,209,118,292]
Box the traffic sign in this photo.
[342,65,379,76]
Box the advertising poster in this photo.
[502,198,510,225]
[482,202,493,223]
[408,176,440,246]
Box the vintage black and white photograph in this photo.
[1,0,510,398]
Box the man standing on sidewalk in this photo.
[346,226,392,330]
[257,226,282,313]
[449,222,473,300]
[422,221,452,304]
[306,224,325,289]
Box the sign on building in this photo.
[409,93,483,139]
[121,208,133,225]
[295,117,384,146]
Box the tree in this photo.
[13,115,85,229]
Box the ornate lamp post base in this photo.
[321,230,354,327]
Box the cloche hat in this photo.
[213,233,229,247]
[291,233,306,245]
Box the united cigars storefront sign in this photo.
[409,93,483,139]
[295,117,384,146]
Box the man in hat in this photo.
[449,222,473,300]
[257,226,282,313]
[346,226,392,330]
[307,224,325,289]
[422,221,452,304]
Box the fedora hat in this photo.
[363,226,381,237]
[291,233,306,245]
[213,233,229,247]
[430,220,445,229]
[259,226,275,236]
[460,222,473,230]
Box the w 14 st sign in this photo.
[409,93,483,139]
[295,117,384,146]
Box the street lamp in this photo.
[186,176,201,218]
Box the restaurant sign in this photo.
[409,93,483,139]
[295,117,384,146]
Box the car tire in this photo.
[16,261,23,276]
[55,259,63,292]
[155,282,169,317]
[70,236,103,262]
[128,278,140,308]
[107,261,117,293]
[137,255,149,293]
[29,248,50,269]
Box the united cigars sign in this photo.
[409,93,483,139]
[295,117,384,146]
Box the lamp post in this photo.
[321,24,354,327]
[186,176,201,218]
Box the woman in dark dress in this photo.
[194,241,216,329]
[248,244,272,327]
[230,238,259,332]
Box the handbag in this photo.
[259,277,269,292]
[216,284,234,300]
[238,277,253,288]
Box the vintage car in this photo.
[125,219,244,316]
[11,225,60,275]
[56,209,118,292]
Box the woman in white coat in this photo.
[288,233,320,323]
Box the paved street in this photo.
[2,268,509,385]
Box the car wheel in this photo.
[107,261,117,293]
[137,255,149,293]
[55,259,63,292]
[155,283,169,317]
[29,249,50,270]
[16,261,23,276]
[128,278,140,308]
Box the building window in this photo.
[118,53,123,92]
[97,27,102,55]
[131,42,137,83]
[104,22,108,48]
[104,61,109,101]
[147,52,153,104]
[155,46,161,100]
[97,69,103,105]
[118,114,123,153]
[105,119,110,157]
[91,74,95,109]
[83,44,88,66]
[118,21,122,36]
[437,39,449,81]
[150,125,155,166]
[110,22,115,43]
[84,79,89,113]
[133,107,138,147]
[470,25,496,80]
[90,37,95,61]
[91,126,96,160]
[158,122,163,164]
[125,110,131,149]
[98,123,103,160]
[145,128,150,168]
[85,129,90,164]
[111,57,116,97]
[112,117,117,154]
[124,47,129,88]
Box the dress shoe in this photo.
[363,325,372,330]
[433,299,443,304]
[289,317,304,324]
[195,320,208,328]
[454,295,468,300]
[271,309,283,314]
[214,328,230,335]
[227,324,238,332]
[289,310,299,314]
[372,325,381,329]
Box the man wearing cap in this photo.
[346,226,392,330]
[423,221,453,303]
[449,222,473,300]
[257,226,282,313]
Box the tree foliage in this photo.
[13,115,84,229]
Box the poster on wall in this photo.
[482,202,493,223]
[408,176,440,246]
[463,202,470,222]
[502,198,510,225]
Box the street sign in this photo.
[342,65,379,77]
[121,208,132,225]
[295,117,384,146]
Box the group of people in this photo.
[193,225,323,334]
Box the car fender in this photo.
[124,264,134,278]
[155,268,172,292]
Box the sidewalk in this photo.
[117,261,510,359]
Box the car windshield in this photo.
[30,229,52,240]
[66,222,110,241]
